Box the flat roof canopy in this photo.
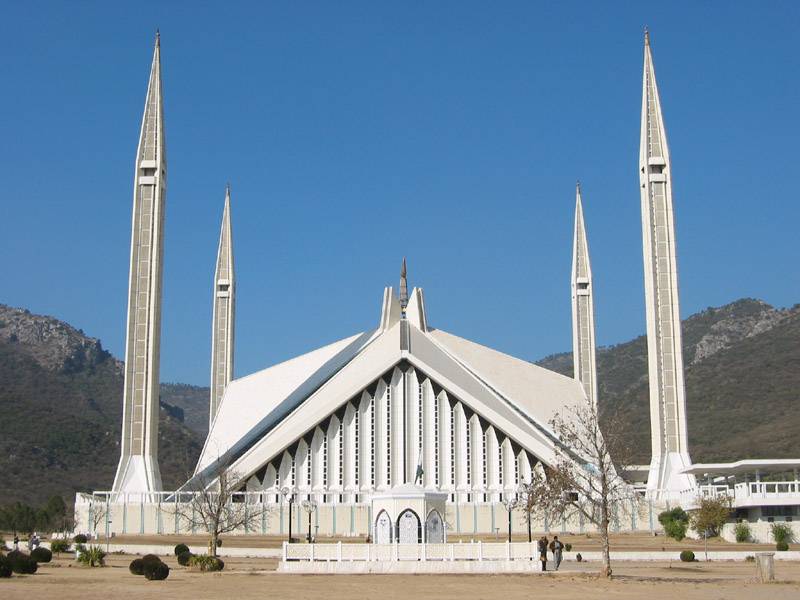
[681,459,800,477]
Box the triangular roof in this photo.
[190,286,587,487]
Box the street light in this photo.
[281,487,294,543]
[301,499,317,543]
[501,493,518,543]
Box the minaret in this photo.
[639,30,694,496]
[571,183,598,408]
[113,32,166,493]
[209,185,235,428]
[399,257,409,310]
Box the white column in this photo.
[327,416,341,496]
[470,415,483,498]
[374,380,389,490]
[311,428,325,500]
[358,391,373,493]
[390,368,405,486]
[343,403,357,500]
[501,439,515,495]
[296,440,310,497]
[454,403,468,499]
[405,367,420,484]
[422,379,436,489]
[438,391,452,494]
[485,427,499,501]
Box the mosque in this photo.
[74,31,800,543]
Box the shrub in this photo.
[141,554,162,567]
[664,519,687,541]
[129,558,145,575]
[174,543,190,556]
[8,552,38,574]
[177,551,193,566]
[679,550,695,562]
[575,553,582,562]
[77,545,105,567]
[564,543,572,552]
[50,539,70,554]
[745,555,755,562]
[660,507,690,541]
[144,560,170,581]
[189,554,225,572]
[659,507,689,527]
[0,556,12,578]
[771,523,793,545]
[733,522,751,543]
[73,534,88,544]
[31,547,52,563]
[776,541,789,551]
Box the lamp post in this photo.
[501,493,518,543]
[281,487,294,543]
[301,499,317,543]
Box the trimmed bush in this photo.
[9,552,38,574]
[141,554,162,567]
[0,556,12,578]
[189,554,225,572]
[174,543,190,556]
[679,550,695,562]
[144,560,170,581]
[177,551,193,566]
[776,541,789,551]
[73,534,88,544]
[564,543,572,552]
[50,539,70,554]
[733,522,751,543]
[575,553,582,562]
[745,555,755,562]
[659,507,689,527]
[31,547,53,563]
[129,558,145,575]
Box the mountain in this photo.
[0,305,204,507]
[537,298,800,463]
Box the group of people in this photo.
[10,532,41,551]
[536,535,564,571]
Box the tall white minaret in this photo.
[639,30,694,497]
[571,183,598,408]
[209,185,235,428]
[113,32,166,493]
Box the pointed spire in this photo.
[639,31,694,496]
[644,26,649,46]
[399,257,409,309]
[155,28,160,47]
[210,185,236,429]
[571,183,597,408]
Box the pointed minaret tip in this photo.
[399,257,409,310]
[155,29,160,47]
[644,26,650,46]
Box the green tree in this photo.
[690,496,732,537]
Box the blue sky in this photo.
[1,2,798,385]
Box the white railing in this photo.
[283,541,538,562]
[677,480,800,508]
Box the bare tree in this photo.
[89,499,108,538]
[170,467,271,557]
[526,397,636,578]
[516,466,549,543]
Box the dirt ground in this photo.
[2,552,799,600]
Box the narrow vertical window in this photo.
[386,386,391,485]
[370,400,375,487]
[354,409,360,488]
[450,408,455,489]
[466,418,471,488]
[434,396,439,487]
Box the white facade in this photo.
[113,32,166,494]
[190,282,586,508]
[638,31,694,498]
[571,183,598,408]
[209,185,235,428]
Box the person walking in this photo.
[549,535,564,570]
[538,535,549,571]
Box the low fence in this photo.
[284,541,539,562]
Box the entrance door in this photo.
[375,510,392,544]
[425,510,444,543]
[397,509,421,544]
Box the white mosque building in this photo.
[75,31,800,543]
